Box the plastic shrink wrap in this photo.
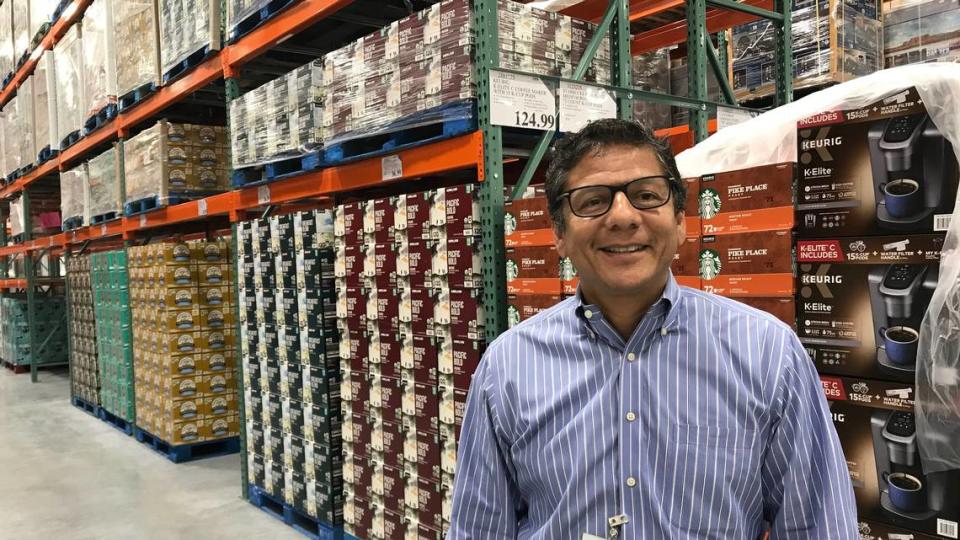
[230,58,324,168]
[158,0,221,80]
[29,0,56,39]
[86,145,120,220]
[0,0,14,79]
[60,163,88,229]
[112,0,161,100]
[32,51,57,158]
[632,48,672,131]
[884,0,960,67]
[54,23,84,146]
[124,121,230,208]
[12,0,28,62]
[79,1,117,123]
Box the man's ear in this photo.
[553,224,566,257]
[676,207,686,239]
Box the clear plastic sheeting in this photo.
[60,162,88,226]
[884,0,960,67]
[632,48,672,131]
[86,145,120,219]
[32,50,57,157]
[123,120,230,206]
[226,0,275,37]
[731,0,882,100]
[112,0,161,99]
[0,0,14,79]
[29,0,56,38]
[158,0,221,78]
[5,90,34,172]
[675,63,960,474]
[54,24,84,144]
[230,58,324,168]
[10,195,24,236]
[79,3,117,121]
[12,0,28,61]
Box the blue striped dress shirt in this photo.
[448,274,858,539]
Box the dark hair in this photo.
[544,118,685,232]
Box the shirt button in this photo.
[584,310,593,319]
[626,352,636,362]
[661,327,669,336]
[626,476,637,487]
[626,412,636,422]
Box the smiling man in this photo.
[447,119,857,539]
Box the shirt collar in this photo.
[573,271,684,340]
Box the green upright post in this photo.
[774,0,793,106]
[613,0,633,121]
[686,0,710,142]
[23,190,39,382]
[474,0,508,341]
[225,74,249,500]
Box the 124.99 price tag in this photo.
[490,70,557,132]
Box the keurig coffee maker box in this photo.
[796,234,943,383]
[797,87,959,237]
[822,375,960,539]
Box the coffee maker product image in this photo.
[797,87,960,237]
[868,113,959,231]
[868,264,938,376]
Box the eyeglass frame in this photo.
[557,175,675,218]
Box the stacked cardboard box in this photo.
[336,183,485,538]
[238,210,344,526]
[91,250,136,422]
[12,0,28,62]
[0,0,13,80]
[30,51,57,159]
[883,0,960,67]
[157,0,221,80]
[2,89,34,175]
[0,295,67,366]
[797,88,960,537]
[68,254,100,405]
[503,186,576,327]
[732,0,882,101]
[128,240,239,445]
[79,0,117,122]
[60,163,88,230]
[86,145,120,221]
[323,0,611,145]
[123,121,230,210]
[111,0,161,102]
[229,59,325,169]
[632,48,672,131]
[53,23,84,147]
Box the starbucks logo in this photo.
[559,257,577,280]
[506,259,519,281]
[699,188,721,219]
[504,213,518,235]
[507,305,520,327]
[699,249,722,280]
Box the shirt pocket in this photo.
[664,424,761,537]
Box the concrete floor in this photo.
[0,368,301,540]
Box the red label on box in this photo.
[798,110,844,128]
[820,376,847,401]
[797,240,844,262]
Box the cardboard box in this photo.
[507,294,562,327]
[506,245,562,295]
[822,375,960,539]
[736,297,796,329]
[404,428,441,482]
[796,234,943,383]
[392,192,431,243]
[699,162,795,235]
[681,176,701,234]
[699,230,794,297]
[673,235,702,290]
[797,87,959,237]
[504,196,554,247]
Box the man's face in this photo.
[555,144,685,303]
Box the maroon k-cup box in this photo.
[372,243,398,289]
[395,240,430,289]
[335,202,364,243]
[450,337,483,391]
[343,372,371,417]
[428,185,480,235]
[343,496,374,538]
[374,337,403,380]
[404,475,443,530]
[400,288,433,335]
[404,427,441,482]
[429,235,482,289]
[344,451,375,499]
[403,380,439,435]
[392,192,431,243]
[376,420,404,466]
[372,459,405,505]
[336,244,363,287]
[371,374,403,424]
[507,294,562,327]
[364,198,396,243]
[401,333,439,386]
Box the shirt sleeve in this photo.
[446,355,524,539]
[762,332,859,540]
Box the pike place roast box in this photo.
[698,230,794,297]
[506,245,562,295]
[507,294,562,327]
[673,235,702,290]
[797,87,959,237]
[698,162,795,235]
[681,176,701,235]
[505,195,553,248]
[796,234,943,383]
[821,375,960,539]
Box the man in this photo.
[447,119,857,539]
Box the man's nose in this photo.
[605,191,640,227]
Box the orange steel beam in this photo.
[0,0,93,108]
[629,0,685,22]
[59,119,119,169]
[0,279,28,288]
[0,159,59,200]
[631,0,774,54]
[655,118,718,137]
[222,0,356,70]
[121,191,238,232]
[119,54,225,130]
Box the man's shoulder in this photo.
[679,286,795,336]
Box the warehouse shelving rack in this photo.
[0,0,792,516]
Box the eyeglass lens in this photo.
[568,176,671,217]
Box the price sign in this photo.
[197,199,208,217]
[559,81,617,133]
[490,70,557,131]
[100,224,107,236]
[717,106,760,130]
[382,155,403,180]
[258,185,271,205]
[139,214,147,227]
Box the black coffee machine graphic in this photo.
[871,409,960,523]
[867,263,938,377]
[868,113,958,230]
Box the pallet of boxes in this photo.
[91,250,136,433]
[795,87,960,539]
[128,240,240,463]
[68,254,100,412]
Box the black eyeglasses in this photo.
[559,175,673,218]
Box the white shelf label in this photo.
[258,185,271,205]
[559,81,617,133]
[101,224,107,236]
[382,155,403,180]
[490,70,557,131]
[139,214,147,228]
[197,199,208,217]
[717,106,759,130]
